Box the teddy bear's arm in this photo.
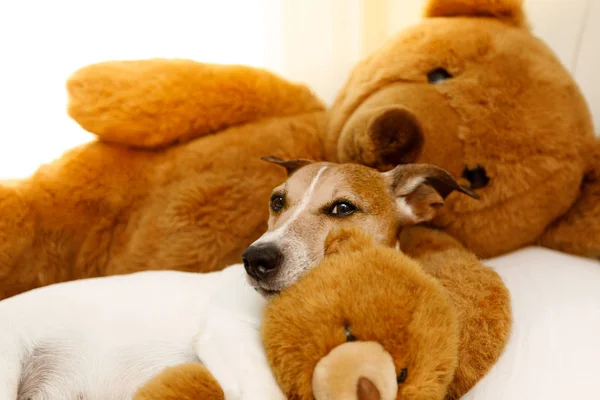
[67,59,325,149]
[540,138,600,258]
[400,225,511,399]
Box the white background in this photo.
[0,0,597,180]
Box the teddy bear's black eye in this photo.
[344,322,356,342]
[397,368,408,384]
[427,68,453,84]
[461,166,490,189]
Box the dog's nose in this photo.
[242,243,283,281]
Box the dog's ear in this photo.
[384,164,479,225]
[324,227,373,257]
[262,156,314,175]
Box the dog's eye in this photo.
[328,201,357,217]
[427,67,452,84]
[397,368,408,384]
[461,166,489,189]
[270,194,285,212]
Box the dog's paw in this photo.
[399,226,465,258]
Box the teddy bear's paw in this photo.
[133,363,224,400]
[399,226,465,258]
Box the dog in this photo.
[0,159,476,400]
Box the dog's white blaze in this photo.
[253,166,329,245]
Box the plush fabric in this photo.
[327,0,598,259]
[0,0,596,300]
[136,227,511,400]
[68,60,324,149]
[133,363,224,400]
[0,0,598,397]
[0,63,326,299]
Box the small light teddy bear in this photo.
[135,226,510,400]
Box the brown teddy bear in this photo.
[0,62,327,299]
[133,226,511,400]
[327,0,599,258]
[1,0,597,301]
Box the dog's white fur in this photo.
[249,166,329,293]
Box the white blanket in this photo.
[462,247,600,399]
[1,247,598,399]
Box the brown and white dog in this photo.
[0,159,476,400]
[244,157,476,297]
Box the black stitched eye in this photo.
[427,67,453,84]
[397,368,408,384]
[328,201,357,217]
[344,323,357,342]
[270,194,285,212]
[461,166,490,189]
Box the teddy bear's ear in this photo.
[424,0,527,28]
[324,227,374,257]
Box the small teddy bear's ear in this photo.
[424,0,527,28]
[324,227,374,257]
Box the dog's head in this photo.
[242,157,477,296]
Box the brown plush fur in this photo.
[261,226,510,399]
[133,363,224,400]
[0,0,590,397]
[1,0,597,299]
[312,341,398,400]
[539,142,600,257]
[0,65,325,299]
[399,226,511,399]
[327,0,598,258]
[68,60,324,149]
[131,226,510,400]
[425,0,528,27]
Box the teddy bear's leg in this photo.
[67,59,324,149]
[398,225,479,263]
[133,363,224,400]
[399,226,512,399]
[0,183,36,299]
[539,139,600,259]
